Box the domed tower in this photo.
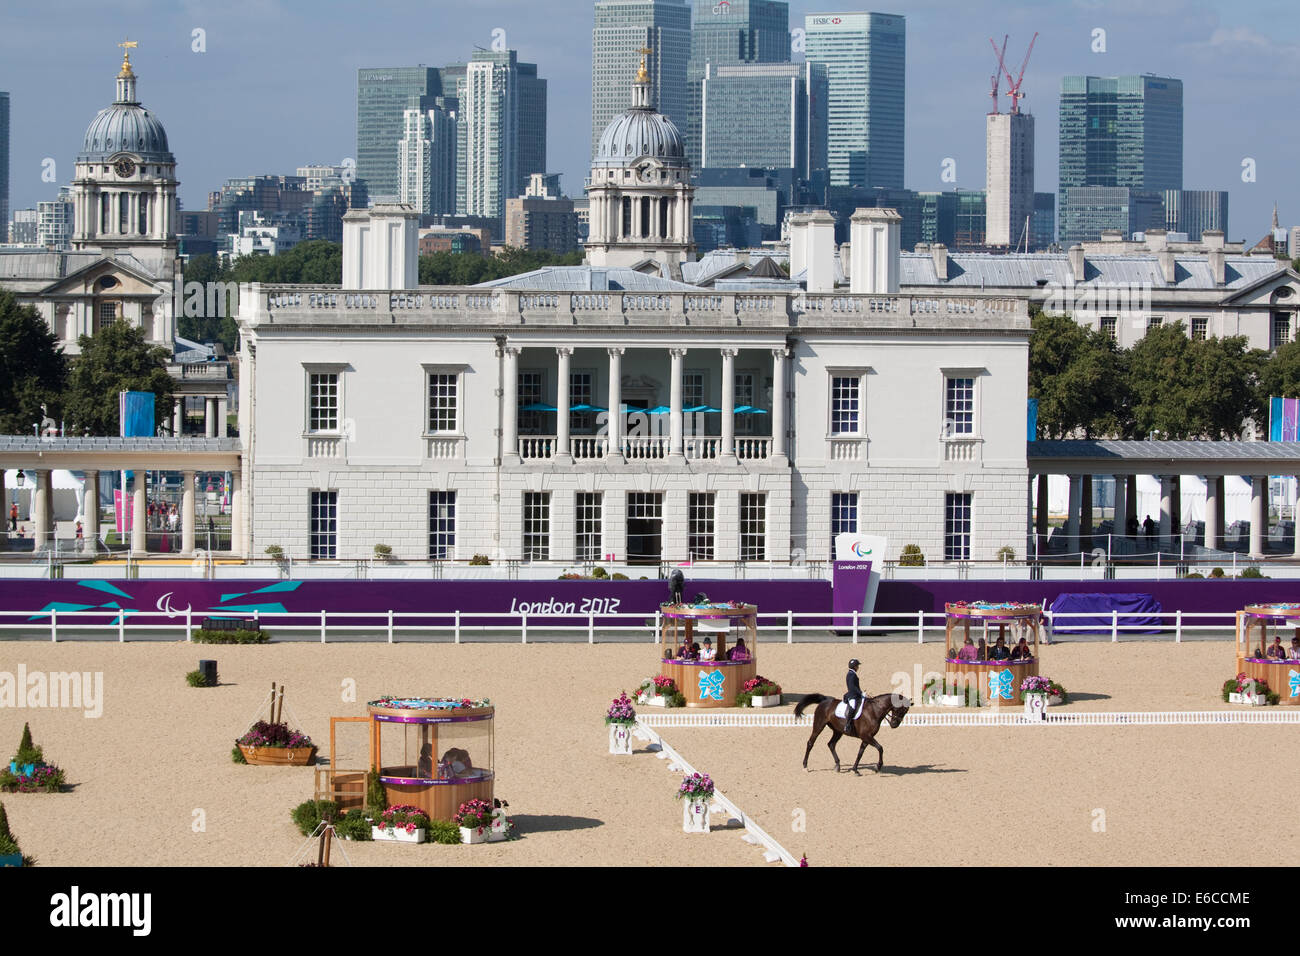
[70,42,178,278]
[585,48,694,275]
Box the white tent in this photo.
[1046,474,1253,528]
[4,469,87,522]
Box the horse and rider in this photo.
[795,658,911,775]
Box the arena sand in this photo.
[0,638,1288,866]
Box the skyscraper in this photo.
[686,0,791,168]
[592,0,692,159]
[1058,74,1183,243]
[397,94,457,216]
[356,67,441,204]
[701,62,827,184]
[985,112,1034,248]
[450,50,547,223]
[1163,189,1228,241]
[0,92,9,237]
[804,11,905,189]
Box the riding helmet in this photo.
[848,659,860,668]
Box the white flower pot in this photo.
[1023,692,1048,720]
[460,826,490,845]
[371,826,426,843]
[646,695,668,707]
[608,722,635,754]
[1229,691,1266,706]
[938,694,965,707]
[751,694,781,708]
[488,809,511,842]
[682,797,711,834]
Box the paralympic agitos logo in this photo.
[850,541,872,558]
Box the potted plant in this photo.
[677,772,715,834]
[899,544,926,567]
[605,692,637,754]
[0,724,66,794]
[372,804,430,843]
[1020,675,1068,709]
[373,543,394,562]
[743,676,782,708]
[645,675,677,707]
[455,798,495,844]
[1225,673,1269,705]
[234,721,316,766]
[0,803,31,867]
[488,798,515,842]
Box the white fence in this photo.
[0,607,1248,644]
[638,710,1300,728]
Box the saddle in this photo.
[834,698,866,721]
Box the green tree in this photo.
[176,254,238,352]
[64,321,174,436]
[418,247,583,286]
[1260,340,1300,400]
[227,240,342,285]
[0,289,69,434]
[1028,310,1126,438]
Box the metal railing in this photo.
[0,607,1254,645]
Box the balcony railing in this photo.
[570,436,608,459]
[513,435,772,462]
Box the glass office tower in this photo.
[1058,74,1183,243]
[357,67,442,204]
[700,62,827,183]
[0,92,8,237]
[592,0,692,158]
[804,11,905,189]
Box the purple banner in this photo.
[0,577,830,629]
[831,561,873,628]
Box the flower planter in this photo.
[371,826,427,844]
[0,853,22,867]
[608,722,635,755]
[237,744,316,766]
[460,826,490,845]
[1228,692,1267,706]
[1023,692,1049,719]
[937,694,966,707]
[682,797,711,834]
[751,694,781,708]
[645,695,668,707]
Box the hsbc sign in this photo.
[809,16,843,26]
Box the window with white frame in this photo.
[944,493,972,561]
[830,492,858,559]
[683,370,706,409]
[570,370,595,434]
[740,493,766,561]
[735,370,756,434]
[944,376,975,437]
[1271,311,1291,349]
[428,491,455,560]
[1099,316,1117,341]
[426,371,459,434]
[829,374,863,435]
[1146,315,1163,331]
[309,491,338,559]
[523,492,550,560]
[518,369,544,435]
[1191,316,1208,341]
[576,492,603,561]
[688,492,715,561]
[308,372,339,432]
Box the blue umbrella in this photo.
[642,405,673,415]
[733,405,768,415]
[570,403,607,413]
[520,402,557,412]
[685,405,722,414]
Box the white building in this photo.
[397,97,456,217]
[985,111,1034,249]
[235,70,1030,567]
[228,211,302,260]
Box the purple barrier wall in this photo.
[0,578,832,628]
[874,579,1300,628]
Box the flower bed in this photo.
[233,720,316,765]
[605,692,636,725]
[373,804,431,842]
[0,723,65,794]
[736,676,782,707]
[1019,675,1068,704]
[1222,673,1279,705]
[635,676,685,707]
[676,771,715,802]
[455,798,496,844]
[368,696,491,711]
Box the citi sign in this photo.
[712,0,730,12]
[809,16,843,25]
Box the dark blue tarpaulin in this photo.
[1049,592,1164,634]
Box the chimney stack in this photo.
[1068,244,1086,282]
[930,243,949,282]
[787,212,811,282]
[805,210,837,293]
[848,207,902,294]
[1158,249,1176,284]
[1208,247,1226,285]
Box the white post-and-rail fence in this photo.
[638,710,1300,728]
[0,607,1248,643]
[633,718,800,867]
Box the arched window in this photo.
[119,193,129,233]
[100,193,111,234]
[138,194,149,235]
[640,197,650,239]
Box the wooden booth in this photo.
[659,602,758,708]
[1236,605,1300,704]
[942,602,1043,707]
[316,697,495,820]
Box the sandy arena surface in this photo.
[0,638,1293,866]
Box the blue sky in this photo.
[3,0,1296,242]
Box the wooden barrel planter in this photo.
[367,698,495,821]
[942,602,1044,707]
[1237,605,1300,704]
[238,744,316,766]
[659,602,758,708]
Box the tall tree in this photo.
[176,254,238,352]
[0,290,69,434]
[1028,310,1126,438]
[1259,339,1300,400]
[64,321,174,436]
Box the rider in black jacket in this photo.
[843,659,863,736]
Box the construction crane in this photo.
[1001,32,1038,114]
[987,35,1008,114]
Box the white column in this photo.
[1066,475,1082,540]
[1112,474,1128,542]
[182,471,196,555]
[1250,476,1267,558]
[230,471,243,557]
[771,347,788,462]
[172,398,183,436]
[33,470,51,547]
[555,347,572,461]
[607,347,624,461]
[720,348,737,460]
[131,470,147,554]
[1158,476,1173,539]
[217,397,228,437]
[204,397,216,438]
[503,346,520,463]
[1204,475,1220,550]
[669,348,686,459]
[83,470,99,552]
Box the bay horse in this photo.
[794,692,911,775]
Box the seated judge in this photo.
[1010,637,1033,660]
[976,637,989,661]
[699,637,716,661]
[956,636,979,661]
[988,636,1012,661]
[728,638,751,661]
[1290,637,1300,660]
[678,640,699,661]
[1267,636,1287,659]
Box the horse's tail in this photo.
[794,693,829,719]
